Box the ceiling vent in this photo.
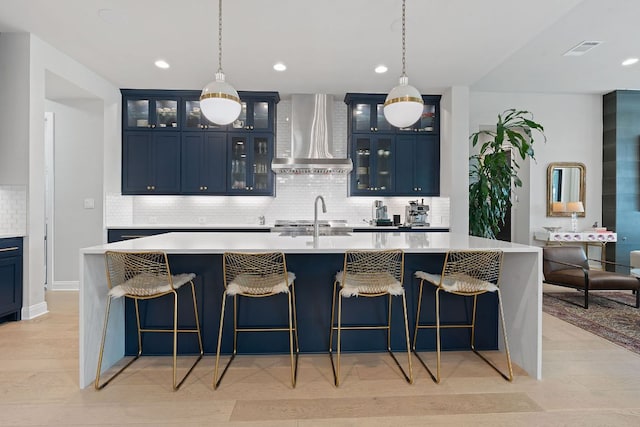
[563,40,603,56]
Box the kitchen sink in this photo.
[272,219,352,236]
[277,229,352,237]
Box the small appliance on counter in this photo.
[373,200,392,226]
[405,199,429,227]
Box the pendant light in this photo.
[383,0,424,128]
[200,0,242,125]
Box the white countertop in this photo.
[105,223,448,230]
[83,231,538,255]
[0,234,24,239]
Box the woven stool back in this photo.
[442,250,503,285]
[105,251,173,296]
[223,252,288,291]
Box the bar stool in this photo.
[413,250,513,383]
[329,249,413,386]
[95,251,203,390]
[214,251,299,389]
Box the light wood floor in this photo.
[2,290,640,426]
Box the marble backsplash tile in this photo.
[0,185,27,235]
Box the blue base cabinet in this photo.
[0,238,23,322]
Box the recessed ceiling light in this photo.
[273,62,287,71]
[154,60,170,69]
[622,57,639,66]
[375,65,388,74]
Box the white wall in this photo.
[0,32,119,316]
[0,34,30,185]
[469,92,602,244]
[44,98,104,285]
[440,86,470,234]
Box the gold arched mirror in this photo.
[547,162,586,217]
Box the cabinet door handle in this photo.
[370,127,374,131]
[0,246,19,253]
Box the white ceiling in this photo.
[0,0,638,97]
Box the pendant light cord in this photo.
[401,0,406,77]
[218,0,223,73]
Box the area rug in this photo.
[543,291,640,354]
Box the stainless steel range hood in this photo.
[271,94,353,174]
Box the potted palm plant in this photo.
[469,109,546,239]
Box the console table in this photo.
[533,231,617,264]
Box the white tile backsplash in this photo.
[0,185,27,235]
[105,99,449,228]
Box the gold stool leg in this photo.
[411,280,438,383]
[95,296,141,390]
[190,281,204,356]
[169,281,204,390]
[172,291,178,390]
[435,288,442,383]
[328,280,339,386]
[469,291,514,382]
[214,292,235,389]
[336,291,343,386]
[401,292,413,384]
[412,280,425,350]
[287,289,298,388]
[384,292,413,384]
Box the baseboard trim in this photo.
[21,301,49,320]
[50,280,79,291]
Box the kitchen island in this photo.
[79,231,541,388]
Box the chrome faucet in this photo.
[314,195,327,239]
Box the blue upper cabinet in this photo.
[351,135,395,195]
[121,89,278,196]
[181,132,227,194]
[228,92,280,133]
[182,95,228,132]
[122,89,182,131]
[345,93,441,197]
[228,133,274,195]
[344,94,393,134]
[395,134,440,196]
[344,93,440,135]
[122,131,181,194]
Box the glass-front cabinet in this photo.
[344,94,393,133]
[396,96,440,133]
[229,92,279,132]
[352,136,394,194]
[228,134,273,195]
[344,93,440,134]
[123,90,180,130]
[345,93,440,197]
[182,98,227,131]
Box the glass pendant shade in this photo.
[200,71,242,125]
[383,75,424,128]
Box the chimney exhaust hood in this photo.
[271,94,353,174]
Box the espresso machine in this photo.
[373,200,392,226]
[405,200,429,227]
